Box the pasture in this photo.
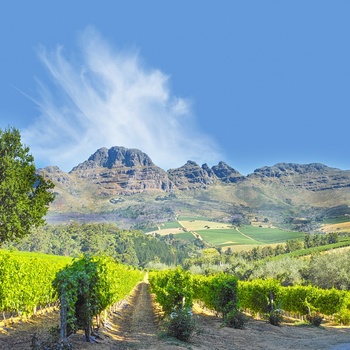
[238,226,305,244]
[195,228,260,246]
[143,217,306,249]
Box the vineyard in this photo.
[0,250,71,319]
[0,250,144,345]
[1,251,350,349]
[150,268,350,330]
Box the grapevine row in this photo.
[150,269,350,326]
[54,255,144,341]
[238,279,350,323]
[0,250,71,318]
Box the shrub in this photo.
[335,309,350,325]
[224,309,246,329]
[268,309,284,326]
[307,313,323,327]
[166,307,196,341]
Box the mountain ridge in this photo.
[37,146,350,229]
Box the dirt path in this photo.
[1,279,350,350]
[110,280,161,349]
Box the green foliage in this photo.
[0,127,55,244]
[224,309,246,329]
[268,309,284,326]
[149,268,195,341]
[194,273,239,321]
[149,268,193,315]
[238,279,282,316]
[250,256,305,286]
[238,279,350,321]
[0,250,71,315]
[305,251,350,290]
[6,222,198,267]
[166,307,196,341]
[193,273,243,328]
[53,255,143,340]
[335,309,350,325]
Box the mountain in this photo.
[38,146,350,230]
[70,146,173,195]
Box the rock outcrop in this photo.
[167,161,217,190]
[248,162,350,191]
[211,161,245,183]
[69,146,173,195]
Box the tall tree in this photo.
[0,127,55,244]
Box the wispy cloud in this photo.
[22,28,221,171]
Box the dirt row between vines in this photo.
[1,279,350,350]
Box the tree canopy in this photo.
[0,127,55,244]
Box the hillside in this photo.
[38,146,350,231]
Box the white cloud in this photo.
[23,28,221,171]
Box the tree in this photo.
[0,127,55,244]
[285,239,303,253]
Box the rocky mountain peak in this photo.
[212,161,244,183]
[72,146,154,171]
[167,160,216,190]
[249,162,333,178]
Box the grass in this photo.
[179,220,231,231]
[287,239,350,258]
[177,215,209,221]
[196,229,260,246]
[144,219,306,248]
[0,249,72,263]
[160,221,182,229]
[174,232,197,241]
[238,226,305,244]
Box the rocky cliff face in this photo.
[167,160,244,189]
[38,146,350,224]
[211,161,245,183]
[40,148,350,196]
[248,162,350,191]
[69,146,173,195]
[167,161,216,190]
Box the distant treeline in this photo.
[4,222,198,267]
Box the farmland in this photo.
[144,217,306,250]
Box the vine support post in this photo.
[60,294,67,340]
[269,290,274,315]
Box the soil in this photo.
[1,278,350,350]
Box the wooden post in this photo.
[60,295,67,340]
[269,290,274,314]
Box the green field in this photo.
[177,215,209,221]
[160,221,182,229]
[238,226,305,244]
[196,229,259,246]
[143,218,306,249]
[0,249,72,263]
[174,232,197,241]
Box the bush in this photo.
[268,309,284,326]
[335,309,350,325]
[224,309,246,329]
[307,313,323,327]
[167,307,196,341]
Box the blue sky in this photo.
[1,1,350,175]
